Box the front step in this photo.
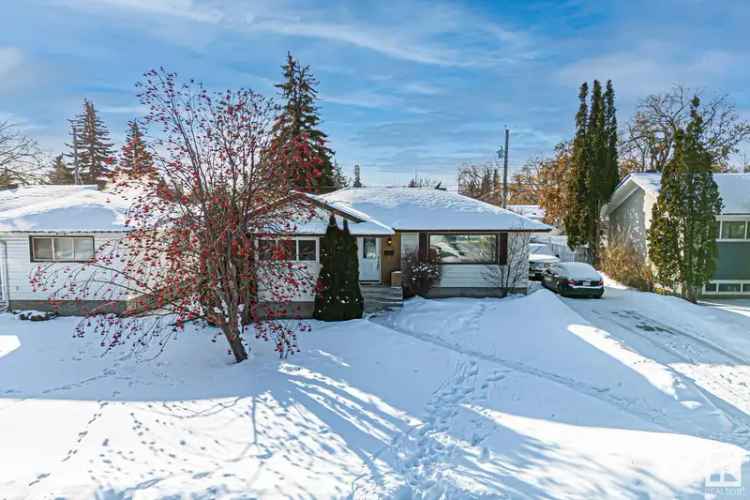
[361,284,403,314]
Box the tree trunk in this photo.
[222,321,248,363]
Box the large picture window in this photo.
[31,236,95,262]
[429,234,497,264]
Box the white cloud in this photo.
[320,91,400,109]
[58,0,223,23]
[98,104,149,115]
[401,82,444,95]
[0,47,24,81]
[557,45,738,99]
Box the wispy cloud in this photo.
[401,82,445,96]
[557,44,738,99]
[57,0,223,23]
[320,91,400,110]
[0,47,24,88]
[98,104,149,115]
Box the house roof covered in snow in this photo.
[606,172,750,215]
[320,187,551,232]
[0,185,130,233]
[508,204,545,221]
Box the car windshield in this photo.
[529,243,554,255]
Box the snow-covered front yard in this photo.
[2,287,750,499]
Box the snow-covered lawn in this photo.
[2,288,750,498]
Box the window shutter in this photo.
[418,232,428,261]
[498,232,508,266]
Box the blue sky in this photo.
[1,0,748,186]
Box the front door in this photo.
[359,237,380,282]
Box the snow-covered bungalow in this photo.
[603,172,750,297]
[319,188,549,297]
[0,184,549,315]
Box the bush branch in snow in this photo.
[32,68,327,363]
[482,233,528,295]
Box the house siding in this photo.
[608,188,649,256]
[713,242,750,280]
[1,233,127,303]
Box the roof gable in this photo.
[605,173,750,215]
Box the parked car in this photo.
[541,262,604,298]
[528,242,560,280]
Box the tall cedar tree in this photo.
[46,154,75,184]
[272,53,336,192]
[119,121,154,177]
[564,80,619,263]
[314,216,363,320]
[647,97,723,302]
[66,100,115,184]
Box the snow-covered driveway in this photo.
[2,289,750,498]
[563,282,750,440]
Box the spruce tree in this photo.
[272,53,335,193]
[648,97,723,302]
[119,121,153,177]
[66,100,115,184]
[47,154,75,184]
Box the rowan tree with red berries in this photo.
[33,69,326,363]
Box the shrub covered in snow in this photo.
[402,251,441,298]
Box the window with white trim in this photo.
[258,238,317,262]
[717,219,750,241]
[704,280,750,295]
[30,236,95,262]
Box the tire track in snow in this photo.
[589,309,750,439]
[370,315,750,449]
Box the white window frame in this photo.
[716,217,750,242]
[257,237,319,263]
[703,280,750,296]
[30,236,95,263]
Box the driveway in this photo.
[562,283,750,437]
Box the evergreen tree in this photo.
[353,164,363,188]
[119,121,153,177]
[603,80,619,199]
[272,53,335,193]
[564,80,620,264]
[66,100,115,184]
[565,82,591,250]
[648,97,723,302]
[314,215,363,320]
[46,154,75,184]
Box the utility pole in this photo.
[497,127,510,208]
[72,125,81,185]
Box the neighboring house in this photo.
[0,185,131,313]
[508,204,545,224]
[602,172,750,297]
[0,185,549,316]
